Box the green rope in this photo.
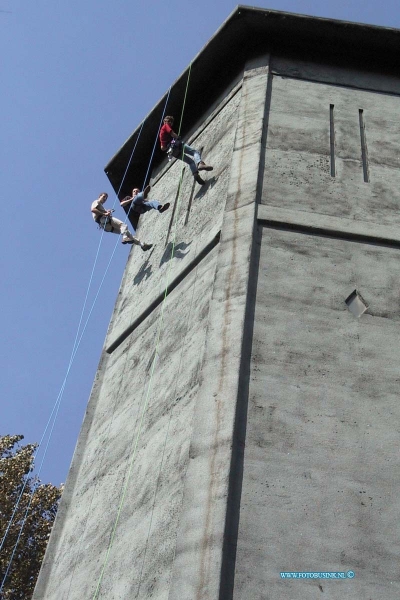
[92,62,192,600]
[177,63,192,137]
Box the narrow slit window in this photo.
[359,109,370,183]
[329,104,336,177]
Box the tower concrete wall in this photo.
[233,63,400,599]
[33,55,268,600]
[34,8,400,600]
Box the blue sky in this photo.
[1,0,399,486]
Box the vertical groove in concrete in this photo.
[219,57,272,600]
[358,108,370,182]
[330,103,336,176]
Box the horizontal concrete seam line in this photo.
[270,70,400,98]
[151,83,243,187]
[106,231,221,354]
[257,205,400,243]
[257,215,400,249]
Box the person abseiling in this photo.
[159,116,213,185]
[91,192,152,251]
[120,185,170,215]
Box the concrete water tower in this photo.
[34,7,400,599]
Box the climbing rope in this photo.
[54,89,172,599]
[92,63,192,599]
[0,119,147,595]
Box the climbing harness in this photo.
[97,211,116,233]
[167,137,183,161]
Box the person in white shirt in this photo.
[91,192,152,251]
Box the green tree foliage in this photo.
[0,435,63,599]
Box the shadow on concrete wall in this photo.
[194,176,217,201]
[159,241,192,267]
[133,256,154,286]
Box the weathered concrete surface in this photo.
[232,58,400,599]
[34,242,220,599]
[167,56,269,600]
[33,74,247,599]
[262,75,400,228]
[233,226,400,599]
[271,56,400,94]
[257,204,400,246]
[106,87,241,349]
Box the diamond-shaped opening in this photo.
[345,290,368,318]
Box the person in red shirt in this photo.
[159,116,213,185]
